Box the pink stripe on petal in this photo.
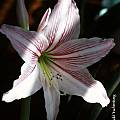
[50,62,95,86]
[0,28,38,63]
[38,8,51,32]
[50,38,112,55]
[52,45,113,70]
[54,2,80,46]
[49,63,110,107]
[12,40,38,64]
[0,25,40,55]
[0,24,49,56]
[43,0,80,52]
[50,38,115,69]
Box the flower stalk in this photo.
[20,97,31,120]
[16,0,30,120]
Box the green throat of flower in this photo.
[38,52,63,95]
[38,52,53,83]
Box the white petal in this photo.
[38,8,51,31]
[43,0,80,51]
[83,81,110,107]
[49,63,110,107]
[41,78,60,120]
[0,24,49,64]
[2,64,42,102]
[50,38,115,70]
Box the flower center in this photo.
[38,52,52,83]
[38,53,65,95]
[38,52,63,92]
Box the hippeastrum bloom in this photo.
[0,0,115,120]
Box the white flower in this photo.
[0,0,115,120]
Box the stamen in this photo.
[51,73,66,95]
[51,79,60,95]
[38,52,66,95]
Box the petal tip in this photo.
[0,24,9,34]
[2,90,19,103]
[1,24,7,29]
[104,38,115,47]
[109,38,115,48]
[101,97,110,107]
[83,81,110,107]
[2,93,14,103]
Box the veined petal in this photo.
[0,24,49,63]
[50,63,110,107]
[41,78,60,120]
[43,0,80,51]
[2,64,42,102]
[38,8,51,32]
[50,38,115,70]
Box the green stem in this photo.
[20,97,31,120]
[16,0,30,120]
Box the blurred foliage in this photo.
[0,0,14,25]
[102,0,120,8]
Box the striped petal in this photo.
[38,8,51,32]
[50,38,115,70]
[41,77,60,120]
[43,0,80,51]
[2,64,42,102]
[0,24,49,64]
[50,63,110,107]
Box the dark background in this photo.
[0,0,120,120]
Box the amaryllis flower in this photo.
[0,0,114,120]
